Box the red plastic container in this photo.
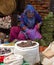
[0,56,5,62]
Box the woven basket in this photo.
[0,0,16,15]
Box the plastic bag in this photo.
[14,41,40,65]
[4,54,23,65]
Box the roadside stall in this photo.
[0,0,54,65]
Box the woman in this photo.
[10,4,42,41]
[18,4,42,40]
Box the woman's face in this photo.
[27,11,34,18]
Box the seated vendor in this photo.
[10,4,42,41]
[18,4,42,40]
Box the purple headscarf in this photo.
[20,4,42,29]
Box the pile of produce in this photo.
[17,40,36,47]
[41,12,54,46]
[0,16,11,29]
[0,48,11,55]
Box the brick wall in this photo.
[25,0,50,19]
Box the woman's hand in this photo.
[22,26,27,30]
[37,23,41,29]
[35,22,42,30]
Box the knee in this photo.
[18,32,26,40]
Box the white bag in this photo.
[42,41,54,58]
[9,60,22,65]
[42,41,54,65]
[14,41,40,65]
[4,54,23,65]
[42,57,54,65]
